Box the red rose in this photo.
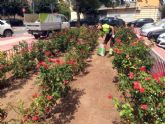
[48,58,53,62]
[47,95,53,101]
[45,108,50,113]
[133,81,140,90]
[145,77,151,81]
[108,95,113,99]
[63,80,69,85]
[44,51,51,56]
[43,63,48,69]
[39,61,49,69]
[67,60,75,65]
[55,59,61,64]
[128,72,134,79]
[139,66,146,72]
[36,63,41,69]
[140,104,148,110]
[32,116,39,121]
[32,93,39,98]
[152,73,160,82]
[139,87,145,93]
[116,38,122,44]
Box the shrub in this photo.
[12,42,36,78]
[111,27,165,124]
[0,51,10,83]
[114,27,137,43]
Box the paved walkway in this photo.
[69,50,121,124]
[0,34,35,51]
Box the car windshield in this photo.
[154,20,165,26]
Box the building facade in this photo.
[98,0,164,22]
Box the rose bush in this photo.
[0,26,98,123]
[111,27,165,124]
[0,51,10,83]
[12,42,36,78]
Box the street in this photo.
[0,26,35,51]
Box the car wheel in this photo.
[4,30,12,37]
[34,34,40,39]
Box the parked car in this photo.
[140,19,165,36]
[157,33,165,48]
[127,18,154,27]
[5,19,24,27]
[70,19,88,27]
[0,19,13,37]
[99,17,125,27]
[141,22,154,29]
[147,29,165,41]
[70,18,98,27]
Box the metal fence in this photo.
[3,42,33,62]
[150,48,165,75]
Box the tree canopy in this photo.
[0,1,30,17]
[71,0,119,14]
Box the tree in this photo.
[33,0,58,13]
[0,1,30,18]
[70,0,119,27]
[58,0,71,19]
[70,0,101,26]
[161,5,165,18]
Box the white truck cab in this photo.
[0,20,13,37]
[24,13,70,39]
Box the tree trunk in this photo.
[76,4,80,27]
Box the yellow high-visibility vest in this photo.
[102,24,110,33]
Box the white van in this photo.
[0,20,13,37]
[24,13,70,39]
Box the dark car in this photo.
[99,17,125,27]
[147,29,165,41]
[70,18,98,27]
[127,18,154,27]
[5,19,24,27]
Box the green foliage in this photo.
[111,27,165,124]
[33,0,58,13]
[58,0,71,19]
[0,1,30,17]
[0,26,99,123]
[39,63,73,95]
[0,51,10,82]
[114,27,137,43]
[12,42,36,78]
[113,40,153,74]
[0,108,7,121]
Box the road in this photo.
[0,27,35,51]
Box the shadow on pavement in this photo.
[50,88,85,124]
[0,74,34,98]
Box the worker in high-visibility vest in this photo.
[98,22,115,55]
